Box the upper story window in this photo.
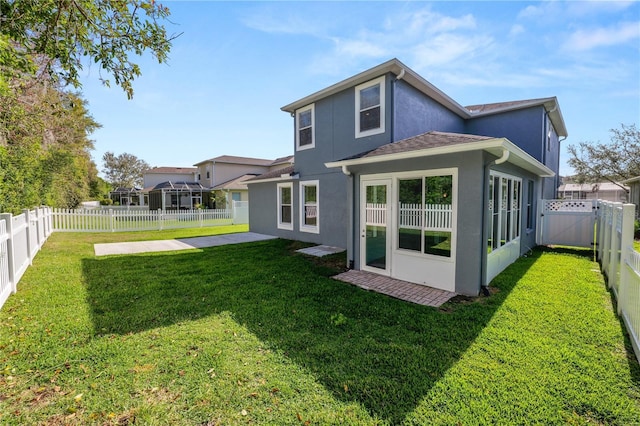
[296,104,315,151]
[355,76,385,138]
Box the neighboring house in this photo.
[247,58,567,296]
[557,182,628,202]
[194,155,293,207]
[193,155,293,189]
[143,167,198,188]
[623,176,640,218]
[212,174,258,207]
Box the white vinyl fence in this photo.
[596,201,640,363]
[52,203,248,232]
[0,202,250,310]
[0,207,53,309]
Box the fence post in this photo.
[597,201,605,262]
[602,202,612,276]
[158,209,164,231]
[22,209,33,266]
[109,209,115,232]
[617,204,635,315]
[0,213,16,294]
[35,207,42,248]
[609,203,621,290]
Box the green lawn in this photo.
[1,228,639,425]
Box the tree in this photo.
[0,74,100,212]
[102,151,149,188]
[0,0,178,98]
[567,124,640,189]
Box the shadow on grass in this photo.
[82,239,538,423]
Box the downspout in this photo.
[340,165,355,269]
[479,147,509,296]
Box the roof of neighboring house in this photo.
[558,182,629,192]
[245,166,297,184]
[144,167,197,174]
[151,181,210,191]
[325,131,555,177]
[193,155,273,167]
[212,174,260,191]
[270,155,294,166]
[280,58,567,137]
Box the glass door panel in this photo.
[362,180,390,272]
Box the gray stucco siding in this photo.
[247,170,349,249]
[393,79,466,141]
[466,107,545,163]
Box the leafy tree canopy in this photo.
[567,124,640,188]
[102,151,149,188]
[0,0,178,98]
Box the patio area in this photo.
[333,269,457,307]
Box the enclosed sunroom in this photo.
[326,131,553,295]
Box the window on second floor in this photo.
[296,104,315,151]
[355,76,385,138]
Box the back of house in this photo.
[247,58,567,296]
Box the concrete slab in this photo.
[94,232,277,256]
[296,245,345,257]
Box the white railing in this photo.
[398,203,452,231]
[365,203,387,226]
[596,201,640,363]
[0,207,53,310]
[51,207,249,232]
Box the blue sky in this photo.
[78,1,640,177]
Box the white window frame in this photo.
[299,180,319,234]
[295,104,315,151]
[277,182,294,230]
[355,76,385,138]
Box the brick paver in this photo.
[332,270,456,307]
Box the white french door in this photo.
[360,179,391,275]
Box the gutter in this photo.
[339,165,355,269]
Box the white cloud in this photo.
[411,34,494,68]
[564,21,640,51]
[510,24,525,37]
[566,0,635,16]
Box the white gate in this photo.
[539,199,598,247]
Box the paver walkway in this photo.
[333,270,457,307]
[94,232,276,256]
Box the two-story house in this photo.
[247,59,567,296]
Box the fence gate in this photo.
[539,199,598,248]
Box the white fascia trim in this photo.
[325,138,555,177]
[281,58,470,118]
[245,174,299,185]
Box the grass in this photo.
[1,228,639,425]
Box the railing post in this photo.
[618,204,635,315]
[0,213,16,294]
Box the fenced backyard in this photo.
[0,204,248,311]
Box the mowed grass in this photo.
[0,228,639,425]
